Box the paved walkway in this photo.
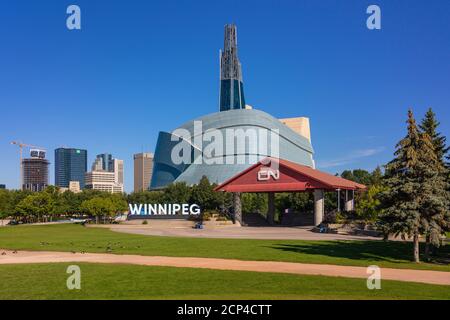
[101,223,382,241]
[1,249,448,285]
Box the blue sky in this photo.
[1,0,449,192]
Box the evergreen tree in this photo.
[418,108,450,259]
[419,108,449,166]
[163,182,192,204]
[419,134,449,258]
[341,169,372,186]
[340,170,354,182]
[379,110,427,262]
[190,176,217,211]
[370,166,383,186]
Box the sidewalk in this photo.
[1,249,448,285]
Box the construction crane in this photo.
[10,141,46,190]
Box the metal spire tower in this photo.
[219,24,246,111]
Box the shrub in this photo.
[355,185,386,222]
[201,212,211,221]
[216,215,229,221]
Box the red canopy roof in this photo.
[215,157,366,193]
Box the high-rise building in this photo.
[85,171,123,193]
[55,148,88,189]
[85,154,124,193]
[219,24,246,112]
[91,157,103,171]
[92,154,123,183]
[95,153,113,171]
[23,149,49,192]
[113,159,124,185]
[133,153,153,192]
[0,184,5,189]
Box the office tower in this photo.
[55,148,88,189]
[95,153,113,171]
[92,154,123,183]
[113,159,124,185]
[85,154,124,193]
[23,149,49,192]
[91,157,103,171]
[134,153,153,192]
[85,171,123,193]
[219,24,246,111]
[0,184,5,189]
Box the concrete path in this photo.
[1,249,448,285]
[101,223,382,241]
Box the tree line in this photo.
[0,177,231,224]
[0,187,129,224]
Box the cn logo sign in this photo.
[257,168,280,181]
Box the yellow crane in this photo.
[10,141,46,190]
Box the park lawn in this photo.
[0,263,449,300]
[0,224,448,272]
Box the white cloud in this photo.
[316,147,384,169]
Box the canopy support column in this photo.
[345,190,355,211]
[314,189,325,226]
[337,189,341,212]
[232,192,242,226]
[267,192,275,225]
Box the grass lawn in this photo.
[0,263,448,300]
[0,224,448,272]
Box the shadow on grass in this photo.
[268,240,450,265]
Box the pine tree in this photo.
[380,110,423,262]
[418,108,450,259]
[371,166,383,186]
[380,109,450,262]
[419,108,449,166]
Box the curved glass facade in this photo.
[150,109,315,189]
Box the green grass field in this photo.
[0,263,449,300]
[0,224,449,271]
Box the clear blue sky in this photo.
[1,0,449,192]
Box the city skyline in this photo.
[1,1,449,192]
